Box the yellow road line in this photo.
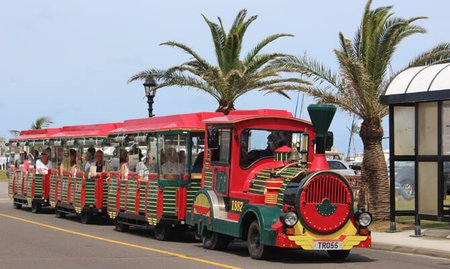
[0,213,241,269]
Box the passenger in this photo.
[178,150,186,174]
[136,150,149,180]
[36,151,50,175]
[45,147,53,169]
[88,150,106,178]
[119,149,129,179]
[192,151,204,173]
[161,147,183,178]
[260,134,277,157]
[84,147,96,174]
[33,150,39,166]
[22,151,30,174]
[69,149,78,177]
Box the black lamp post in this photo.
[143,77,157,117]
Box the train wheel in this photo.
[327,250,350,260]
[247,220,272,260]
[114,219,129,232]
[154,224,171,241]
[80,212,91,224]
[13,203,22,209]
[31,203,41,214]
[55,208,66,218]
[202,228,232,250]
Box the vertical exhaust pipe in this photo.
[307,104,336,172]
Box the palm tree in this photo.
[9,130,20,137]
[31,116,53,130]
[275,0,450,220]
[129,9,309,114]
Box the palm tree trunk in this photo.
[216,102,236,115]
[359,117,389,221]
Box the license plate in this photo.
[314,241,342,250]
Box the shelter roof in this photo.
[109,112,223,135]
[380,63,450,104]
[50,123,122,139]
[10,128,61,141]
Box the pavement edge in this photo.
[372,243,450,260]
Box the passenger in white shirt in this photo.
[88,150,107,178]
[36,151,50,175]
[84,147,96,176]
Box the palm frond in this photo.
[127,69,168,83]
[407,42,450,67]
[31,116,53,130]
[160,41,212,70]
[9,130,20,137]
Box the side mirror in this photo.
[325,131,333,151]
[208,128,219,149]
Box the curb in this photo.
[372,243,450,260]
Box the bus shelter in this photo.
[380,63,450,235]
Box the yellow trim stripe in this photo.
[0,213,241,269]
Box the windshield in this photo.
[240,129,307,169]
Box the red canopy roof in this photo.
[10,128,61,141]
[50,123,122,139]
[109,112,222,135]
[203,109,311,125]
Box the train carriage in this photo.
[106,112,221,239]
[189,105,372,259]
[49,123,121,223]
[8,128,61,212]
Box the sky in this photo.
[1,0,449,155]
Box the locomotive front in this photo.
[274,105,372,259]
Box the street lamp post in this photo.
[143,77,157,117]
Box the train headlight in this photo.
[284,212,298,227]
[355,210,372,227]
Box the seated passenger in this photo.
[119,149,129,180]
[136,151,149,180]
[69,149,78,177]
[192,151,204,173]
[84,147,96,174]
[36,151,50,175]
[260,134,277,157]
[161,147,184,179]
[88,150,106,178]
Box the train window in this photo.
[158,133,188,180]
[191,133,205,173]
[210,129,231,164]
[240,129,305,169]
[145,137,157,174]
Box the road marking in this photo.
[0,213,241,269]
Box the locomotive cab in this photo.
[190,107,372,260]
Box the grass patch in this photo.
[371,215,450,232]
[0,170,7,182]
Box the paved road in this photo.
[1,182,449,269]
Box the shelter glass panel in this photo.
[393,106,415,156]
[394,161,415,211]
[418,162,438,215]
[444,162,450,208]
[443,101,450,155]
[418,102,438,155]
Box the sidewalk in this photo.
[372,229,450,259]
